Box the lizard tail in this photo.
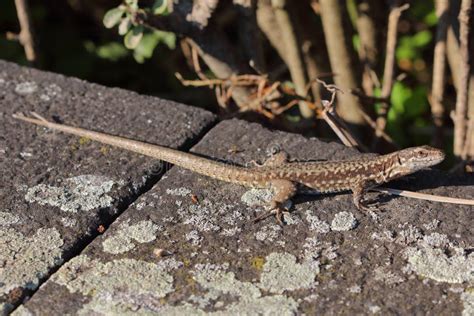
[12,112,254,185]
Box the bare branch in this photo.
[271,0,313,118]
[373,3,409,147]
[318,0,366,126]
[430,0,450,147]
[14,0,38,63]
[355,0,381,96]
[453,0,472,158]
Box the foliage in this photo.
[102,0,174,63]
[1,0,462,156]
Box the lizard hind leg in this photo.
[352,181,378,211]
[253,179,297,225]
[263,151,289,167]
[247,151,288,168]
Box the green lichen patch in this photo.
[259,252,319,294]
[102,220,161,254]
[240,188,273,207]
[214,295,298,316]
[331,211,358,231]
[0,211,20,226]
[52,256,174,299]
[0,228,64,295]
[192,263,261,301]
[24,175,117,213]
[305,211,330,233]
[461,291,474,316]
[405,245,474,283]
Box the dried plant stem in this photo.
[317,79,367,151]
[430,0,449,147]
[271,0,313,118]
[453,0,472,158]
[14,0,37,63]
[373,3,409,147]
[373,188,474,206]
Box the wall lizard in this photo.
[13,112,445,223]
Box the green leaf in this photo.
[118,16,131,35]
[96,42,128,61]
[352,34,360,52]
[390,81,411,114]
[125,0,138,10]
[423,10,437,26]
[404,86,428,118]
[396,37,415,60]
[152,0,168,15]
[132,30,176,63]
[133,33,160,63]
[155,30,176,49]
[103,7,124,29]
[124,26,144,49]
[412,30,432,47]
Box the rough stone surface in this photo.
[0,60,215,313]
[16,119,474,315]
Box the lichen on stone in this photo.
[192,263,261,301]
[52,256,174,299]
[259,252,319,294]
[24,175,117,213]
[305,211,330,233]
[461,290,474,316]
[14,81,38,95]
[102,219,161,254]
[240,188,273,206]
[0,227,63,295]
[331,211,358,231]
[405,245,474,283]
[166,187,191,196]
[0,211,20,226]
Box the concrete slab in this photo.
[0,60,216,314]
[16,119,474,315]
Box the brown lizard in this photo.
[13,112,445,223]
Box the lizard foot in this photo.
[253,205,289,226]
[356,200,380,212]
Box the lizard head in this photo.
[387,146,445,179]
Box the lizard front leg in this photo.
[253,179,297,225]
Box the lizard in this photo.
[13,112,445,223]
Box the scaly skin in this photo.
[13,113,445,222]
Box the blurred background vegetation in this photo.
[1,0,473,168]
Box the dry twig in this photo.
[175,73,302,118]
[316,79,367,150]
[372,188,474,206]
